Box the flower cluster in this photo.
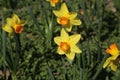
[103,43,120,71]
[52,2,82,60]
[2,14,26,36]
[54,28,82,60]
[53,3,81,32]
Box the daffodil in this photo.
[53,3,81,32]
[2,14,26,36]
[47,0,62,7]
[103,43,120,71]
[54,28,82,60]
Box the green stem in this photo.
[2,13,6,79]
[92,54,107,80]
[12,73,17,80]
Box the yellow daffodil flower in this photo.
[103,43,120,71]
[47,0,62,7]
[2,14,26,36]
[53,3,81,32]
[54,28,82,60]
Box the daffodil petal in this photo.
[70,45,81,53]
[6,18,13,26]
[2,24,13,33]
[103,57,112,68]
[65,52,75,60]
[61,28,69,41]
[57,18,61,24]
[53,10,63,17]
[110,54,119,60]
[71,19,81,25]
[66,24,72,32]
[50,1,55,7]
[69,34,81,45]
[110,62,117,71]
[12,14,20,24]
[54,37,61,45]
[57,47,65,55]
[69,13,77,19]
[60,3,69,16]
[20,20,26,26]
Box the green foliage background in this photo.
[0,0,120,80]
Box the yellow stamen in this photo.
[13,24,23,33]
[60,42,70,52]
[52,0,59,3]
[59,17,69,26]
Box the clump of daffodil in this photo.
[54,28,82,60]
[47,0,62,7]
[53,3,81,32]
[103,43,120,71]
[2,14,26,36]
